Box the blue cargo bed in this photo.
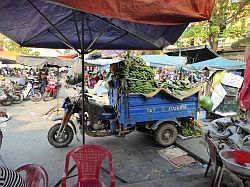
[117,93,198,128]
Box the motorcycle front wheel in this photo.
[0,95,14,106]
[47,123,74,148]
[30,91,42,102]
[13,93,23,104]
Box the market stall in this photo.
[186,57,246,117]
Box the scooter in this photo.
[42,80,60,101]
[0,87,14,106]
[22,79,42,102]
[8,80,23,104]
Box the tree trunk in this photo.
[208,32,219,52]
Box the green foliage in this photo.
[0,34,40,56]
[182,22,208,40]
[180,0,250,51]
[221,25,247,38]
[181,121,201,137]
[141,50,161,55]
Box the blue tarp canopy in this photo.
[186,57,246,70]
[141,55,187,68]
[0,0,189,52]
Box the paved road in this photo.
[0,97,208,186]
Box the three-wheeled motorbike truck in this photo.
[48,80,199,148]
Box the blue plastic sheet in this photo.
[141,55,187,68]
[186,57,246,70]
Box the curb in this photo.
[175,141,209,164]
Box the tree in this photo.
[180,0,250,51]
[0,34,40,56]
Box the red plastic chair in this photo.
[61,145,115,187]
[15,163,49,187]
[204,136,224,187]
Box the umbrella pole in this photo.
[53,12,86,187]
[57,67,59,116]
[81,13,85,145]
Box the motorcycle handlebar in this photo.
[85,94,92,98]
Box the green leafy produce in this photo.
[161,79,192,97]
[181,121,202,137]
[127,79,157,94]
[115,52,157,94]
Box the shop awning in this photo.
[186,57,246,70]
[17,56,77,68]
[141,55,187,68]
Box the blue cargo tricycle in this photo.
[48,84,198,147]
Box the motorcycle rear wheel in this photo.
[0,95,14,106]
[30,91,42,102]
[47,123,74,148]
[13,93,23,104]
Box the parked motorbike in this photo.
[0,87,14,106]
[43,80,60,101]
[8,80,23,104]
[22,79,42,102]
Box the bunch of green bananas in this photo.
[128,80,157,94]
[115,52,157,94]
[116,53,154,79]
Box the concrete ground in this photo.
[0,94,211,187]
[176,137,210,164]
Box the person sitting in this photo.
[89,73,100,89]
[0,165,27,187]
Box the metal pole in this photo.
[53,12,84,187]
[81,13,85,145]
[56,67,59,116]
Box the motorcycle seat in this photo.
[102,105,115,113]
[99,112,116,120]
